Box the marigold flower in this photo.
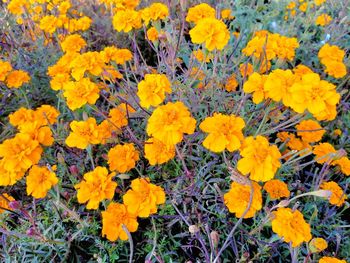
[299,2,308,12]
[290,73,340,120]
[0,193,14,213]
[186,3,216,24]
[239,63,254,77]
[113,9,142,33]
[271,207,312,247]
[144,137,175,165]
[199,113,245,153]
[137,74,172,109]
[146,101,196,145]
[309,237,328,253]
[5,70,31,88]
[0,133,42,172]
[35,105,60,125]
[140,3,169,25]
[333,157,350,176]
[39,15,59,34]
[296,120,325,143]
[224,74,238,92]
[19,123,54,146]
[221,9,234,20]
[26,165,58,199]
[0,159,25,186]
[314,0,326,6]
[319,257,347,263]
[320,181,347,207]
[75,166,117,209]
[243,72,268,104]
[189,18,230,51]
[60,34,86,53]
[237,135,281,182]
[70,52,105,80]
[108,143,139,173]
[224,181,262,218]
[66,118,104,149]
[123,178,166,217]
[108,107,128,132]
[101,202,138,241]
[100,46,133,64]
[316,14,332,26]
[318,44,346,78]
[263,179,290,200]
[323,61,347,79]
[192,49,213,63]
[0,60,12,81]
[63,78,100,110]
[313,143,337,164]
[146,27,159,41]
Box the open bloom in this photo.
[237,136,281,182]
[137,74,172,108]
[26,165,58,199]
[108,143,139,173]
[243,72,268,104]
[144,137,175,165]
[146,102,196,145]
[5,70,31,88]
[319,257,347,263]
[189,18,230,51]
[309,238,328,253]
[272,208,312,247]
[102,202,138,241]
[75,166,117,209]
[123,178,166,217]
[199,113,245,153]
[112,9,141,33]
[186,3,215,24]
[313,143,337,164]
[296,120,325,143]
[320,181,347,207]
[224,181,262,218]
[263,179,290,200]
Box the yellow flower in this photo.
[290,73,340,121]
[0,193,14,213]
[5,70,31,88]
[313,143,337,164]
[318,44,346,78]
[0,159,25,186]
[108,106,128,132]
[19,123,54,146]
[70,52,105,80]
[224,181,262,218]
[75,166,117,209]
[189,18,230,51]
[26,165,58,199]
[185,3,216,24]
[144,137,175,165]
[237,135,281,182]
[123,178,166,217]
[0,133,42,172]
[319,257,347,263]
[293,64,314,79]
[146,27,159,41]
[35,105,60,125]
[221,9,234,20]
[264,69,296,107]
[299,2,308,12]
[101,202,138,241]
[296,120,325,143]
[107,143,139,173]
[100,46,133,64]
[272,208,312,247]
[316,14,332,26]
[146,101,196,145]
[224,74,238,92]
[60,34,86,53]
[243,72,268,104]
[199,113,245,153]
[63,78,100,110]
[333,157,350,176]
[314,0,326,6]
[320,181,347,207]
[0,60,12,81]
[39,15,59,34]
[113,9,142,33]
[137,74,172,109]
[309,237,328,253]
[263,179,290,200]
[323,61,347,79]
[66,118,103,149]
[7,0,29,15]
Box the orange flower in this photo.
[319,257,347,263]
[5,70,31,88]
[199,113,245,153]
[263,179,290,200]
[101,202,138,241]
[60,34,86,53]
[271,208,312,247]
[309,238,328,253]
[0,60,12,81]
[224,74,238,92]
[26,165,58,199]
[0,193,15,213]
[146,101,196,145]
[75,166,117,209]
[224,181,262,218]
[185,3,215,24]
[320,181,347,207]
[237,136,281,182]
[296,120,325,143]
[333,157,350,176]
[144,137,175,165]
[113,9,141,33]
[313,143,337,164]
[108,107,128,132]
[0,159,25,186]
[123,178,166,217]
[107,143,139,173]
[316,14,332,26]
[146,27,159,41]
